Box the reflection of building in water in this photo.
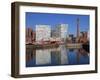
[36,25,51,42]
[54,24,68,41]
[51,51,61,65]
[50,45,68,65]
[35,45,68,65]
[60,45,68,64]
[36,49,51,65]
[26,48,36,62]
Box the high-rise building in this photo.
[51,29,59,38]
[55,24,68,41]
[36,25,51,42]
[77,18,80,38]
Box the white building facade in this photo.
[36,25,51,42]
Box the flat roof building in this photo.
[55,24,68,41]
[36,25,51,42]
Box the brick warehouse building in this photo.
[26,28,35,44]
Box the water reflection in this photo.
[36,49,51,65]
[26,45,89,67]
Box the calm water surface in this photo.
[26,45,89,67]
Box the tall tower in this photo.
[77,18,80,38]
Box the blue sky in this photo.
[26,12,89,37]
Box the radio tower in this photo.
[77,18,80,38]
